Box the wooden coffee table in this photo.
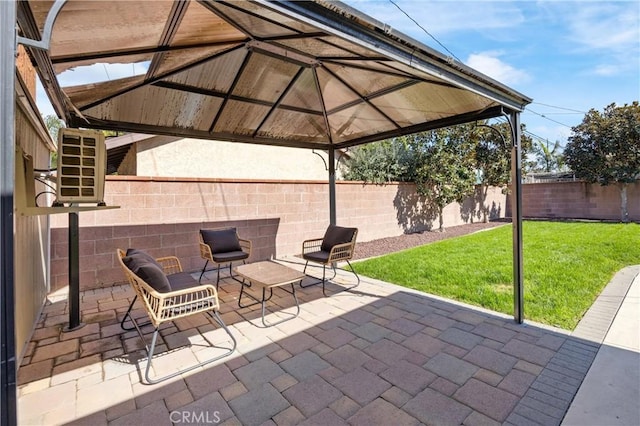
[234,261,305,327]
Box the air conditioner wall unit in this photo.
[56,128,106,205]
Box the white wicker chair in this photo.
[117,249,236,384]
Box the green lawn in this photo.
[351,221,640,330]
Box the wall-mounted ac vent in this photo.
[55,128,106,205]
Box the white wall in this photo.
[135,136,342,180]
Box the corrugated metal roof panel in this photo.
[20,0,532,149]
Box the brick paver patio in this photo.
[18,258,612,425]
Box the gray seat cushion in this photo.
[303,250,331,264]
[320,225,356,252]
[123,248,171,293]
[201,228,242,254]
[212,250,249,263]
[134,262,172,293]
[125,248,162,268]
[167,272,199,291]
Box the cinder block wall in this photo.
[49,177,508,291]
[519,181,639,222]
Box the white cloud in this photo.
[566,3,639,52]
[547,2,640,76]
[593,64,622,76]
[465,51,531,86]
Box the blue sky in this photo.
[343,0,640,146]
[37,0,639,147]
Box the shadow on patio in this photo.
[18,258,604,426]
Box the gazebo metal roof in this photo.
[18,0,531,149]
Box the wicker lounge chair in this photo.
[198,227,251,289]
[301,225,360,296]
[117,248,236,384]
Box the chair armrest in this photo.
[327,241,355,262]
[199,241,214,261]
[302,238,324,254]
[155,256,183,275]
[136,277,220,326]
[239,238,252,256]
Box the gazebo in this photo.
[1,1,531,421]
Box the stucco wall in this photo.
[520,181,640,222]
[135,136,341,180]
[49,177,507,291]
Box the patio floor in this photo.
[17,258,634,426]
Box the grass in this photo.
[351,221,640,330]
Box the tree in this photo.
[531,139,565,173]
[43,114,64,142]
[342,121,534,227]
[473,121,533,222]
[564,102,640,222]
[341,138,414,183]
[408,127,477,231]
[43,114,65,168]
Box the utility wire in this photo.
[383,1,586,134]
[525,108,574,129]
[530,102,587,114]
[388,0,461,62]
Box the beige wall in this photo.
[519,181,640,222]
[49,177,507,291]
[135,136,340,180]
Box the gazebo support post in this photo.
[329,148,336,226]
[510,111,524,324]
[1,1,18,423]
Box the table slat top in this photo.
[234,261,305,288]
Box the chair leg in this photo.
[302,261,359,297]
[344,260,360,288]
[120,295,151,331]
[300,262,337,293]
[120,295,137,331]
[140,310,237,385]
[216,265,221,290]
[199,260,210,283]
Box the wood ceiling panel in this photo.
[280,68,324,112]
[259,108,328,143]
[328,103,397,143]
[212,100,270,136]
[152,44,243,79]
[205,1,299,38]
[83,85,222,131]
[37,1,175,59]
[65,75,145,109]
[372,83,496,126]
[323,62,410,97]
[163,48,247,93]
[171,1,246,46]
[316,67,360,112]
[232,53,300,102]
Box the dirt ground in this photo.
[352,221,508,260]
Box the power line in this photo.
[388,0,461,62]
[530,102,587,114]
[523,129,567,147]
[525,108,574,129]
